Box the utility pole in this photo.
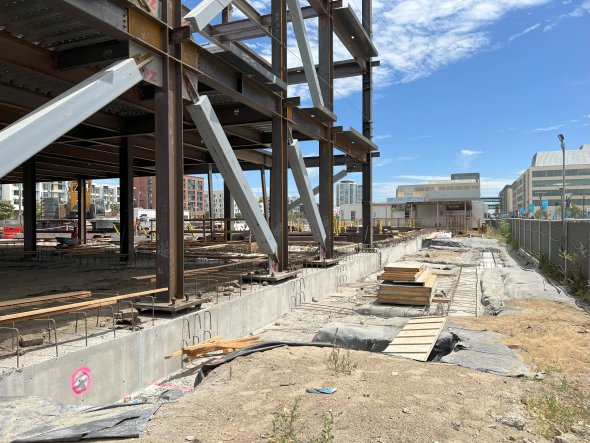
[558,134,566,250]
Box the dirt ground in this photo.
[453,299,590,384]
[138,346,544,443]
[0,264,152,302]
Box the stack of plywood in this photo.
[377,262,437,306]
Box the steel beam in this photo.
[288,140,327,251]
[318,0,334,258]
[223,182,234,241]
[77,178,86,244]
[288,169,348,211]
[362,0,373,246]
[120,138,134,259]
[155,0,184,302]
[209,1,343,41]
[287,59,380,84]
[286,0,324,109]
[261,167,269,221]
[0,58,142,178]
[207,164,215,239]
[270,0,289,270]
[23,158,36,255]
[186,95,277,258]
[184,0,233,32]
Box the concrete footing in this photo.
[0,237,422,405]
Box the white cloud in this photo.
[373,134,392,140]
[460,149,483,156]
[375,158,393,167]
[480,176,520,195]
[508,22,540,41]
[534,124,565,132]
[247,0,553,101]
[544,0,590,31]
[457,149,483,169]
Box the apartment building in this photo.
[133,175,205,217]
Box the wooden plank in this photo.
[390,336,435,345]
[0,291,92,310]
[0,288,169,324]
[384,317,446,361]
[384,344,433,354]
[402,323,442,330]
[383,261,425,271]
[396,329,442,337]
[407,317,446,324]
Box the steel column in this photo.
[155,0,184,302]
[270,0,288,270]
[361,0,373,246]
[23,158,36,255]
[207,164,215,240]
[223,182,234,241]
[318,0,334,258]
[77,178,86,245]
[119,138,134,259]
[261,167,269,221]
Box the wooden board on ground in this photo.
[0,288,168,324]
[165,335,261,361]
[383,317,446,362]
[377,272,437,306]
[379,262,427,282]
[0,291,92,311]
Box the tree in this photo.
[0,200,14,225]
[570,203,581,219]
[534,208,548,219]
[111,203,120,216]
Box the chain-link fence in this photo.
[489,218,590,280]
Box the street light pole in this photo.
[558,134,566,221]
[558,134,566,252]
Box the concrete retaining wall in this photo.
[0,237,422,405]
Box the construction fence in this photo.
[489,218,590,280]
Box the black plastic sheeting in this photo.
[195,341,333,386]
[0,396,160,443]
[438,326,531,377]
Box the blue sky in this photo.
[103,1,590,201]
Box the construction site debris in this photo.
[18,333,45,347]
[165,335,262,362]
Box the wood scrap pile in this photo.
[165,335,261,362]
[377,262,437,306]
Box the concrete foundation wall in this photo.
[0,237,422,405]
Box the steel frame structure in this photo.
[0,0,377,301]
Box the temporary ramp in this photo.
[287,169,348,211]
[383,317,447,362]
[288,139,326,251]
[186,95,278,259]
[0,59,142,178]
